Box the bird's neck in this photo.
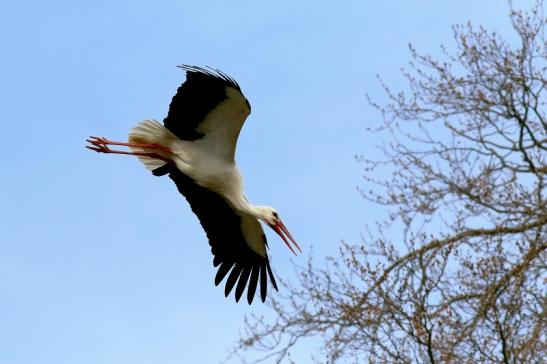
[248,205,270,221]
[231,196,266,221]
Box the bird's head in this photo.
[255,206,301,255]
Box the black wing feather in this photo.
[246,266,260,304]
[163,65,246,141]
[266,262,279,291]
[260,264,268,302]
[166,166,276,304]
[215,261,234,285]
[235,266,252,302]
[225,264,243,297]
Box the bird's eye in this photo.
[273,212,278,218]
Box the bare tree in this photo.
[231,2,547,363]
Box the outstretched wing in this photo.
[163,65,251,162]
[167,166,278,304]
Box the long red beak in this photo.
[270,220,302,255]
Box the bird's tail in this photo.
[128,119,176,175]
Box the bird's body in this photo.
[87,65,300,304]
[131,119,247,210]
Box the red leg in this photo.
[86,143,173,164]
[86,136,174,164]
[87,136,172,154]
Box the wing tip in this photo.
[224,264,243,297]
[214,261,234,286]
[213,258,275,304]
[176,64,241,90]
[266,261,279,292]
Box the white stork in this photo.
[86,65,300,304]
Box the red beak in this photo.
[270,220,302,255]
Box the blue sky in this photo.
[0,1,526,363]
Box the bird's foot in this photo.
[86,138,112,153]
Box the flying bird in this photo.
[86,65,301,304]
